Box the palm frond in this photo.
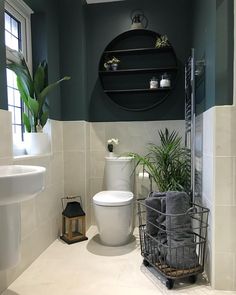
[128,129,190,192]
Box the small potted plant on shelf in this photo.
[7,49,71,155]
[155,35,170,49]
[104,57,120,71]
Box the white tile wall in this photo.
[0,110,13,160]
[88,120,185,226]
[202,106,236,291]
[63,121,89,228]
[62,120,185,230]
[0,116,64,294]
[2,107,236,292]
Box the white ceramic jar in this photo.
[160,73,171,88]
[150,77,158,89]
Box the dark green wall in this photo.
[0,0,7,110]
[0,0,234,121]
[192,0,234,114]
[215,0,234,106]
[59,0,87,121]
[84,0,193,121]
[23,0,62,120]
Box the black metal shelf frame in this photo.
[104,88,172,94]
[99,66,178,75]
[104,46,173,55]
[99,29,178,111]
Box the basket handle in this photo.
[186,206,197,215]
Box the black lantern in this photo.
[60,196,88,244]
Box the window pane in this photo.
[8,106,15,123]
[6,69,14,87]
[5,31,19,50]
[11,18,18,37]
[7,87,14,105]
[5,31,12,48]
[14,90,21,107]
[14,125,22,142]
[5,13,11,31]
[12,72,18,88]
[11,35,19,50]
[5,11,24,143]
[12,124,15,135]
[15,107,22,125]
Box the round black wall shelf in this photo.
[99,29,178,111]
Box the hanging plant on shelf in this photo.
[155,35,170,49]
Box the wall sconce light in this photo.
[130,10,148,30]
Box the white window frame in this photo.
[5,0,33,69]
[4,0,33,154]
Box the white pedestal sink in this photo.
[0,165,45,270]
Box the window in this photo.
[4,0,33,144]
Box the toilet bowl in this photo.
[93,191,134,246]
[93,156,134,246]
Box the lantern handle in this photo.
[61,195,83,211]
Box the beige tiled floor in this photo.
[3,227,236,295]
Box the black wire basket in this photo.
[137,197,209,289]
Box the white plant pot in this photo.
[24,132,51,155]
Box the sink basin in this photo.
[0,165,46,206]
[0,165,46,270]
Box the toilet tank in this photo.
[105,156,134,191]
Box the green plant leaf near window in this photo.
[128,128,191,193]
[7,50,71,133]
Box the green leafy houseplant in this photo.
[7,50,70,132]
[128,129,190,192]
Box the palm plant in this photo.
[128,129,190,192]
[6,50,70,132]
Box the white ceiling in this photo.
[86,0,124,4]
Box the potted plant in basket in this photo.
[7,49,70,155]
[128,128,190,192]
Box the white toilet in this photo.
[93,156,134,246]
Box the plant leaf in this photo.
[40,111,49,127]
[127,129,190,192]
[7,51,34,97]
[28,96,39,119]
[23,113,31,132]
[16,76,30,108]
[34,63,45,97]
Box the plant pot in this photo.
[24,132,51,155]
[111,63,118,71]
[104,63,111,71]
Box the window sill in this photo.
[13,153,52,161]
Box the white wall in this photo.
[201,106,236,291]
[0,112,185,293]
[0,111,64,294]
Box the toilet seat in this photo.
[93,191,133,206]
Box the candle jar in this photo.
[160,73,171,88]
[150,77,158,89]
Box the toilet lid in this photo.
[93,191,134,206]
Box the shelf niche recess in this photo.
[99,29,178,111]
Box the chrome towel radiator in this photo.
[185,48,196,202]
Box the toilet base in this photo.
[94,202,134,247]
[99,233,133,247]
